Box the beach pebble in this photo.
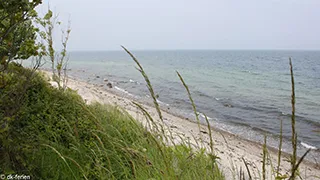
[96,75,100,78]
[104,78,108,82]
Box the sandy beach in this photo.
[45,72,320,179]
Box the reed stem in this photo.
[289,58,297,179]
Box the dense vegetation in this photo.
[0,63,223,179]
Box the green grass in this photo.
[0,62,224,179]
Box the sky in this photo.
[39,0,320,51]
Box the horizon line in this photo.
[68,48,320,52]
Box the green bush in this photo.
[0,63,96,174]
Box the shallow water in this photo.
[31,50,320,159]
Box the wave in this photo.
[117,78,141,85]
[114,86,134,96]
[195,111,213,120]
[279,113,320,127]
[129,79,141,84]
[234,104,320,128]
[193,90,212,98]
[144,95,170,106]
[156,99,169,106]
[301,142,317,150]
[241,70,260,75]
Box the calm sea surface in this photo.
[34,50,320,158]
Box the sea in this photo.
[28,50,320,160]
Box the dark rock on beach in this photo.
[200,130,208,134]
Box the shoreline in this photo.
[44,71,320,179]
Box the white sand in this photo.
[46,72,320,179]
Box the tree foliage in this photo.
[0,0,42,70]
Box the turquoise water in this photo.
[35,50,320,156]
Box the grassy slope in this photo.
[0,63,224,179]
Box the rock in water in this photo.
[107,83,112,88]
[224,103,233,108]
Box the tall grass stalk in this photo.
[175,70,222,177]
[133,101,178,148]
[121,46,178,177]
[42,144,77,180]
[121,46,225,179]
[121,46,164,123]
[276,119,283,177]
[121,46,176,148]
[204,114,214,155]
[242,157,252,180]
[289,58,298,179]
[266,148,276,178]
[132,101,160,133]
[121,47,182,149]
[289,149,312,180]
[176,71,203,145]
[64,156,89,180]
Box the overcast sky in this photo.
[39,0,320,51]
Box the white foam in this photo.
[196,111,213,120]
[156,99,169,106]
[114,86,133,96]
[301,142,317,150]
[129,79,140,84]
